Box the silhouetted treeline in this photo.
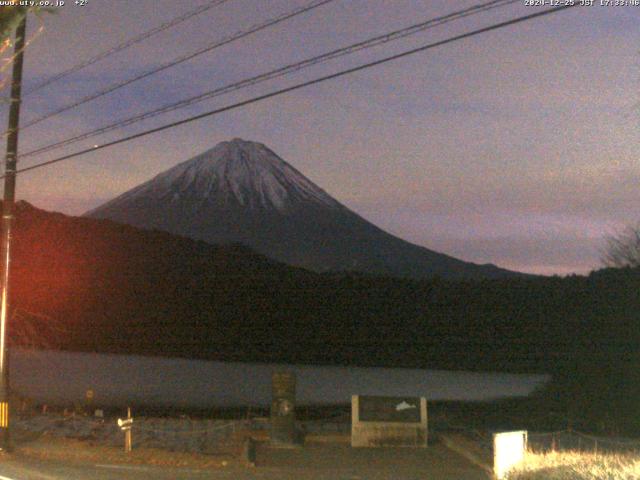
[8,202,640,432]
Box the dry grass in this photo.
[506,450,640,479]
[13,435,236,469]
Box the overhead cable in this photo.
[23,0,234,96]
[16,0,337,132]
[10,4,579,178]
[20,0,517,159]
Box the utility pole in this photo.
[0,13,27,451]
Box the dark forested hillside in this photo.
[8,202,640,431]
[86,138,519,280]
[8,201,640,374]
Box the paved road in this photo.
[0,456,221,480]
[0,444,489,479]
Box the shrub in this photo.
[507,451,640,479]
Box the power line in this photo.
[15,0,337,133]
[21,0,518,160]
[9,4,579,178]
[22,0,233,96]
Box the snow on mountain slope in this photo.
[87,138,520,279]
[90,139,341,215]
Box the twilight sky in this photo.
[1,0,638,276]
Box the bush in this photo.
[507,451,640,479]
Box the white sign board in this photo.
[493,430,527,479]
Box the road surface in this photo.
[1,457,219,479]
[0,443,489,479]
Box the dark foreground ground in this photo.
[0,437,488,480]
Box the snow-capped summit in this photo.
[87,139,519,279]
[92,138,341,214]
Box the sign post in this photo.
[117,407,133,453]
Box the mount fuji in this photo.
[86,138,517,279]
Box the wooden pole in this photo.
[0,13,27,452]
[125,407,132,453]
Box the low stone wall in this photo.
[14,413,354,453]
[14,414,249,454]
